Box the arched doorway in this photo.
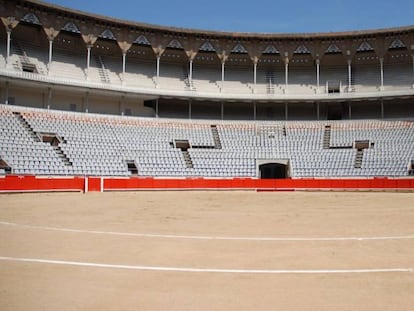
[257,160,290,179]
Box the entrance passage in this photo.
[259,163,288,179]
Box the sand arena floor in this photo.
[0,191,413,310]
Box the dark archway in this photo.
[259,163,288,179]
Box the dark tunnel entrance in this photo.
[259,162,289,179]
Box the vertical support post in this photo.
[253,61,257,93]
[84,177,89,193]
[221,102,224,120]
[189,59,193,88]
[86,46,91,80]
[155,98,159,118]
[100,177,104,193]
[188,99,192,119]
[156,55,161,87]
[379,57,384,90]
[348,102,352,119]
[221,61,225,91]
[122,52,126,76]
[316,58,320,93]
[347,59,352,92]
[381,99,384,119]
[48,40,53,73]
[285,62,289,92]
[6,30,11,66]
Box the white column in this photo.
[221,61,225,91]
[156,55,161,86]
[379,57,384,90]
[316,59,320,92]
[6,31,11,66]
[155,98,159,118]
[348,102,352,119]
[86,46,91,80]
[347,59,352,91]
[253,61,257,93]
[285,62,289,92]
[122,52,126,75]
[48,40,53,73]
[189,59,193,87]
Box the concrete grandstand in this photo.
[0,0,414,190]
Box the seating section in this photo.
[4,36,413,95]
[1,104,413,178]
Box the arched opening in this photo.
[258,162,289,179]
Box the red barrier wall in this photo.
[0,175,413,193]
[0,175,85,192]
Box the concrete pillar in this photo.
[253,61,257,93]
[380,57,384,90]
[316,58,320,92]
[221,61,225,91]
[156,55,161,86]
[347,59,352,91]
[189,59,193,87]
[86,46,92,80]
[6,30,11,66]
[48,40,53,73]
[122,52,127,76]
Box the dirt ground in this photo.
[0,191,413,310]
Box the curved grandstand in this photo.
[0,0,414,184]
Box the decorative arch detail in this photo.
[100,29,116,40]
[134,35,151,45]
[167,39,183,49]
[21,13,41,25]
[294,44,311,54]
[325,44,341,54]
[62,22,81,33]
[357,41,374,52]
[231,43,248,54]
[199,41,216,52]
[389,38,406,49]
[263,45,279,54]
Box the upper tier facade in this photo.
[0,0,414,103]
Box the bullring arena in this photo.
[1,0,414,309]
[1,191,414,310]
